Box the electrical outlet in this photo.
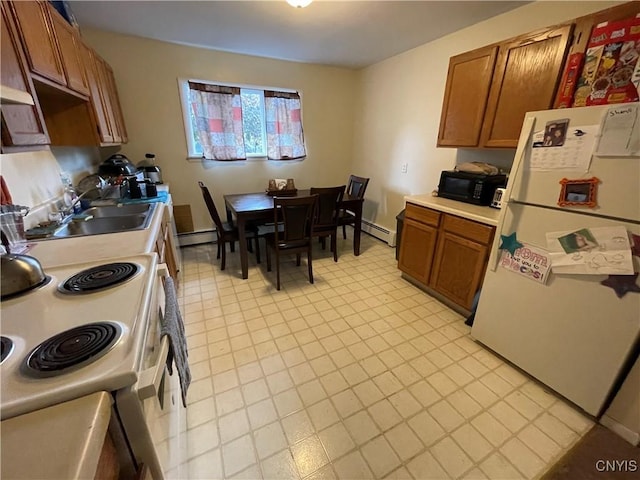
[401,163,408,173]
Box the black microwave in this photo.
[437,171,507,206]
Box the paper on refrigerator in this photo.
[546,226,634,274]
[529,124,598,171]
[595,104,640,157]
[498,242,551,284]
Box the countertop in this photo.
[404,194,502,226]
[26,198,167,268]
[1,392,112,480]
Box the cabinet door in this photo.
[95,57,122,143]
[430,232,488,310]
[104,64,128,143]
[79,43,113,144]
[480,24,573,148]
[437,45,498,147]
[398,218,438,285]
[47,4,89,96]
[9,0,65,85]
[0,2,49,147]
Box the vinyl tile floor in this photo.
[177,233,594,480]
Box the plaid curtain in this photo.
[189,82,246,161]
[264,91,307,160]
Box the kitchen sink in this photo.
[51,203,157,238]
[82,204,152,218]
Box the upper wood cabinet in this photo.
[80,43,114,144]
[480,24,573,148]
[80,47,129,146]
[8,1,64,85]
[47,3,89,96]
[438,24,573,149]
[102,62,128,144]
[0,1,50,148]
[4,0,128,146]
[10,0,89,96]
[437,46,497,147]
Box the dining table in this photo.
[224,189,364,279]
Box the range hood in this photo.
[0,86,34,106]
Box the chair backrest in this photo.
[198,181,224,232]
[347,175,370,199]
[309,185,346,229]
[273,195,318,244]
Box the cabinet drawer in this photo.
[405,203,440,227]
[442,214,494,245]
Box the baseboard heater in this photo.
[177,230,216,247]
[360,219,397,247]
[180,221,397,248]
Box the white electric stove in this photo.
[0,253,157,420]
[1,252,188,478]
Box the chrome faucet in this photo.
[61,188,100,217]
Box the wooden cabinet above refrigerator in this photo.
[437,23,572,149]
[437,1,639,149]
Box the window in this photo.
[179,79,306,161]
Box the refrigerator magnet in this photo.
[601,273,640,298]
[558,177,600,208]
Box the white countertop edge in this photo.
[1,392,112,480]
[404,194,501,226]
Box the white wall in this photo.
[351,1,622,231]
[81,30,358,232]
[0,147,101,228]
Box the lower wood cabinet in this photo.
[155,205,179,285]
[398,203,495,311]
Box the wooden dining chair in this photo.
[264,195,317,291]
[310,185,345,262]
[198,181,260,271]
[339,175,369,239]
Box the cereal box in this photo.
[572,15,640,107]
[557,53,584,108]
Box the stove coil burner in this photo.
[60,262,139,294]
[1,336,14,365]
[24,322,121,377]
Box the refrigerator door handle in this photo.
[488,116,536,272]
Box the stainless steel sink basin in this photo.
[83,204,151,218]
[54,216,148,237]
[51,203,157,238]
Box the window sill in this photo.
[186,156,305,163]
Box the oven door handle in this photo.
[137,263,170,401]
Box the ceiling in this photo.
[70,1,528,69]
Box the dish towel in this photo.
[161,276,191,407]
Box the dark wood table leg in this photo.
[237,215,249,279]
[354,201,362,256]
[225,206,234,226]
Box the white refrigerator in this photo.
[471,103,640,417]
